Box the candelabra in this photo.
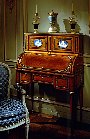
[33,13,40,33]
[69,11,77,33]
[69,2,77,34]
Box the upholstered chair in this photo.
[0,62,30,139]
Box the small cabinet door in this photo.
[51,35,74,53]
[24,34,48,51]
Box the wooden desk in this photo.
[16,33,84,131]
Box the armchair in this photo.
[0,62,30,139]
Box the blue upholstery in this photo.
[0,99,26,127]
[0,64,9,99]
[0,62,30,139]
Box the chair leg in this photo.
[25,123,29,139]
[8,130,9,134]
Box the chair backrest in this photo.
[0,62,11,100]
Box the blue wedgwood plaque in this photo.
[34,39,42,47]
[59,40,68,49]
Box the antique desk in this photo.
[16,33,84,128]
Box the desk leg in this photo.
[79,87,83,121]
[31,83,34,112]
[38,83,44,113]
[70,92,78,135]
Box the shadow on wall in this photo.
[83,35,90,55]
[63,19,81,33]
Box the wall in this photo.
[27,0,90,119]
[28,0,89,34]
[0,0,90,123]
[0,0,23,84]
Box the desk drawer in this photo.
[56,77,68,90]
[20,73,31,84]
[33,74,53,84]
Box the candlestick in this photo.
[36,4,37,13]
[33,12,40,33]
[72,2,74,12]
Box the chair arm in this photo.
[21,88,27,106]
[9,84,17,98]
[13,83,26,102]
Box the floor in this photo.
[30,112,90,139]
[0,112,90,139]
